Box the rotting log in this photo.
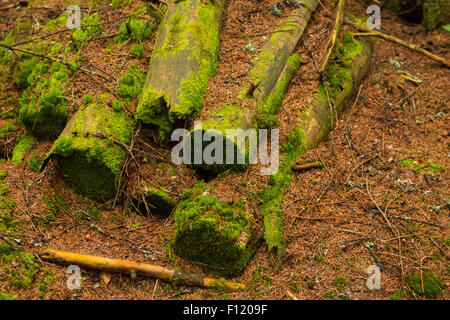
[40,248,245,290]
[188,0,318,173]
[171,182,263,277]
[260,32,374,257]
[136,0,224,140]
[42,97,134,202]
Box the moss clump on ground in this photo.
[117,65,146,102]
[19,62,69,140]
[172,182,257,277]
[116,14,155,43]
[140,186,176,216]
[400,158,444,176]
[407,269,445,298]
[0,243,38,289]
[47,99,134,202]
[11,133,34,164]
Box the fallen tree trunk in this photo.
[136,0,224,140]
[42,97,134,202]
[260,32,374,257]
[188,0,318,173]
[40,248,245,290]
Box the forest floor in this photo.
[0,0,448,300]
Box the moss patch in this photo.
[407,269,445,298]
[11,133,34,164]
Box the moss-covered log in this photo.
[384,0,450,31]
[136,0,224,140]
[188,0,318,173]
[261,33,374,256]
[172,182,262,277]
[43,97,134,202]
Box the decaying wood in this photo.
[344,17,450,68]
[136,0,225,137]
[244,0,319,103]
[40,248,246,290]
[319,0,345,77]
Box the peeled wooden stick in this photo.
[344,17,450,68]
[319,0,345,76]
[40,248,245,290]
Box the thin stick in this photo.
[320,0,345,76]
[291,160,324,171]
[344,18,450,68]
[40,248,245,290]
[0,43,109,80]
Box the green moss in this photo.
[141,186,175,216]
[116,14,154,43]
[258,30,371,256]
[407,269,445,298]
[19,62,69,140]
[333,277,348,292]
[38,270,55,299]
[0,245,38,289]
[49,101,134,202]
[0,122,17,140]
[258,53,302,128]
[130,44,145,58]
[173,183,256,277]
[72,12,102,42]
[11,133,34,164]
[0,290,18,300]
[137,0,221,137]
[117,65,146,102]
[400,159,444,175]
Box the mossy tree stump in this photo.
[136,0,224,140]
[44,97,134,202]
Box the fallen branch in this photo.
[291,160,324,171]
[40,248,245,290]
[344,17,450,68]
[319,0,345,76]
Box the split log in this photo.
[42,97,134,202]
[188,0,318,173]
[40,248,245,290]
[136,0,224,140]
[261,32,375,257]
